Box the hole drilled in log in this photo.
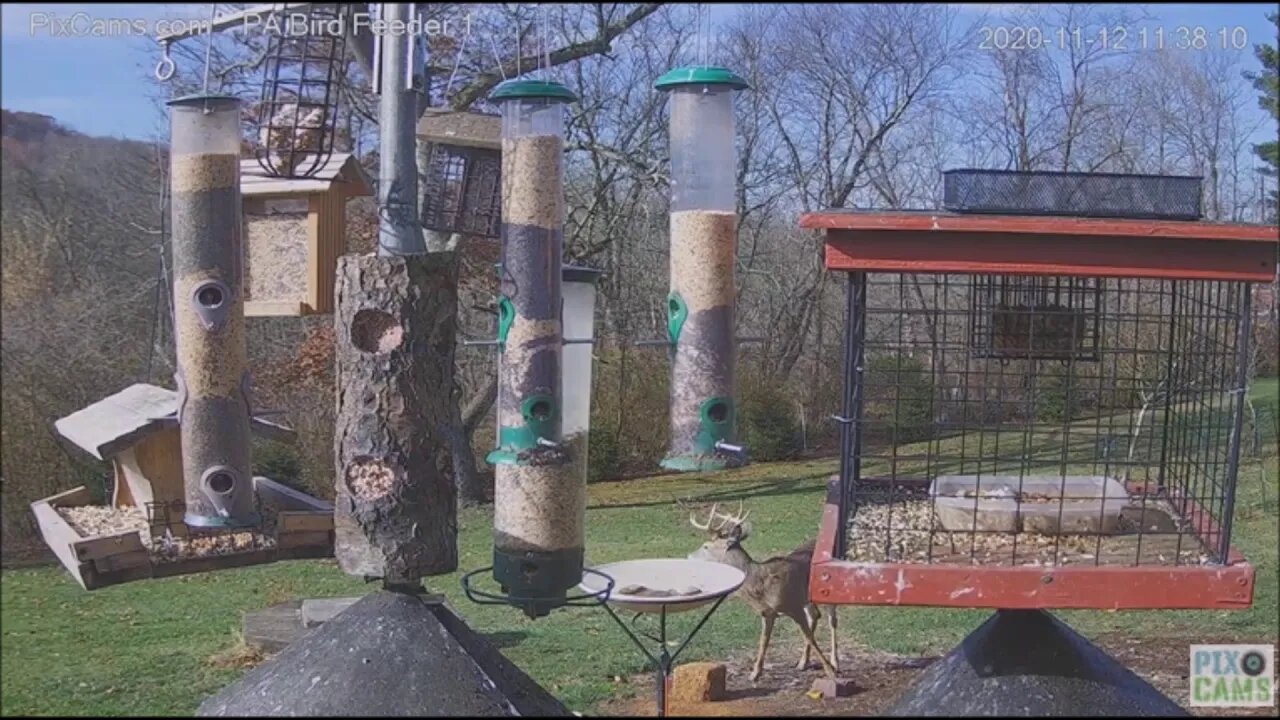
[345,457,397,501]
[351,309,404,354]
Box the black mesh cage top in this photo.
[837,272,1253,570]
[420,142,502,239]
[943,170,1203,220]
[254,4,347,179]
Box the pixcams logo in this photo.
[1190,644,1276,708]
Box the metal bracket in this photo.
[174,371,189,425]
[463,337,594,349]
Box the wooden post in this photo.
[333,252,459,586]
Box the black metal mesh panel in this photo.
[420,143,502,239]
[837,273,1251,568]
[970,276,1101,361]
[944,170,1203,220]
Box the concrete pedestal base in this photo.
[885,610,1187,717]
[201,590,568,716]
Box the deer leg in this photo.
[827,606,840,675]
[792,610,838,682]
[797,605,818,670]
[751,614,776,683]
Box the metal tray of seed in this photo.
[580,558,744,614]
[930,475,1130,535]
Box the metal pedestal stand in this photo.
[884,609,1188,717]
[582,559,747,717]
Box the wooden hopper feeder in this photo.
[417,109,502,240]
[32,383,335,590]
[241,153,373,316]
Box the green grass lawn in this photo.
[3,379,1276,716]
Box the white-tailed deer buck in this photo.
[685,501,839,683]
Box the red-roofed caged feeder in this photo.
[800,170,1278,714]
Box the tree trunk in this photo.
[333,253,459,587]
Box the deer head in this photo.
[685,501,752,570]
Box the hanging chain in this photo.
[201,4,218,94]
[443,4,472,100]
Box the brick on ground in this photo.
[671,662,727,703]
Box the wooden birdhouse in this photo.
[417,108,502,239]
[51,383,294,531]
[33,383,334,590]
[240,152,373,316]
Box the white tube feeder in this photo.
[655,67,750,472]
[561,264,602,489]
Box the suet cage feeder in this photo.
[253,3,346,180]
[417,109,503,239]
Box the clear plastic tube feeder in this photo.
[655,67,750,472]
[168,94,257,528]
[487,79,582,618]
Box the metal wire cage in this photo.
[420,142,502,239]
[837,272,1252,571]
[253,4,347,179]
[970,275,1102,362]
[418,110,503,239]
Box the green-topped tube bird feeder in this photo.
[655,66,751,473]
[482,78,588,618]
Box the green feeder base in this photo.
[659,453,741,473]
[492,546,584,619]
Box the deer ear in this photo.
[730,521,751,541]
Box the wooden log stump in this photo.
[334,253,459,586]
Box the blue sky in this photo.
[2,3,1277,143]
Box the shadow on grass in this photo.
[483,630,528,649]
[587,473,832,511]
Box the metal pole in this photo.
[1218,286,1252,563]
[835,272,867,560]
[377,3,425,256]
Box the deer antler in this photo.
[689,502,720,532]
[717,501,750,532]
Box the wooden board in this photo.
[30,499,93,590]
[111,426,184,515]
[73,530,145,562]
[278,511,334,533]
[808,477,1256,610]
[800,210,1280,282]
[245,300,308,317]
[277,530,333,549]
[32,481,335,591]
